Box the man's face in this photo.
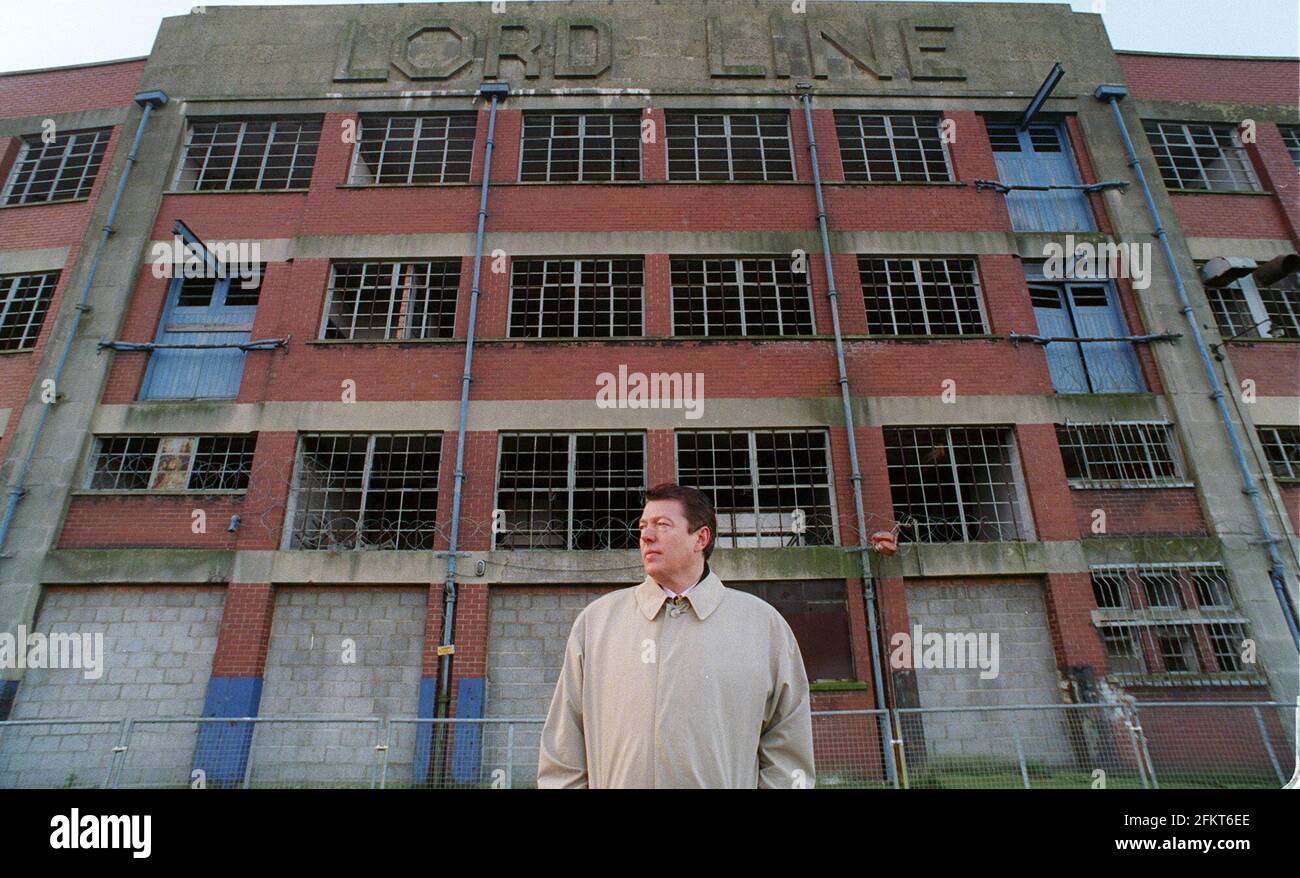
[638,498,709,580]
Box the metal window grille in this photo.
[1099,627,1147,674]
[884,426,1032,543]
[1,128,110,204]
[1207,273,1300,340]
[174,119,322,192]
[321,261,460,340]
[1258,426,1300,481]
[665,111,794,181]
[349,114,476,185]
[858,257,986,335]
[507,258,643,337]
[288,433,442,551]
[1090,564,1253,679]
[1055,421,1186,486]
[1256,277,1300,338]
[1142,120,1260,192]
[493,432,645,550]
[88,435,256,491]
[676,429,836,548]
[0,272,58,351]
[670,256,813,336]
[1281,125,1300,171]
[834,112,953,182]
[519,112,641,182]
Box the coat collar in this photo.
[636,565,724,621]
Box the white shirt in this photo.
[657,563,709,600]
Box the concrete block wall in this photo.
[0,586,222,788]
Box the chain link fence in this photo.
[0,703,1291,788]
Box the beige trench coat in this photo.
[537,568,815,788]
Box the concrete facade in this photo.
[0,2,1296,785]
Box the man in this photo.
[537,483,815,788]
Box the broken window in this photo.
[349,114,476,185]
[88,435,256,491]
[1142,120,1260,192]
[858,257,986,335]
[1098,627,1147,674]
[288,433,441,550]
[884,426,1032,543]
[1206,271,1300,340]
[494,432,645,550]
[1055,421,1187,486]
[1281,125,1300,171]
[321,260,460,340]
[670,256,813,336]
[676,430,836,548]
[174,119,322,191]
[508,258,643,337]
[519,112,641,182]
[1,128,110,205]
[1089,564,1254,679]
[0,271,58,351]
[1259,426,1299,482]
[665,111,794,181]
[835,112,952,182]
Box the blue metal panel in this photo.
[1069,284,1144,392]
[1032,287,1089,393]
[192,675,263,788]
[450,677,485,786]
[412,675,438,786]
[992,123,1094,232]
[140,274,254,400]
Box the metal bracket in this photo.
[97,336,290,352]
[1007,330,1180,347]
[975,179,1128,194]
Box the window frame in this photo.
[1204,270,1300,341]
[319,259,461,341]
[857,256,988,336]
[171,117,323,193]
[664,110,797,182]
[1258,426,1300,482]
[346,113,477,186]
[673,428,839,549]
[505,256,645,338]
[517,111,643,183]
[1142,119,1261,193]
[668,255,816,337]
[1,127,111,206]
[0,271,59,352]
[834,111,955,183]
[85,434,257,493]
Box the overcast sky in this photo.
[2,0,1297,74]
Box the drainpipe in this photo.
[436,81,510,723]
[799,88,897,786]
[1095,84,1299,649]
[0,90,168,557]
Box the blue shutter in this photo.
[991,123,1095,232]
[141,274,255,400]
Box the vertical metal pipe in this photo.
[436,85,507,728]
[1098,87,1299,648]
[800,92,897,786]
[0,92,166,555]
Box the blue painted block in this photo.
[192,676,262,788]
[451,677,485,785]
[412,675,438,786]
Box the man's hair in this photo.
[644,483,717,560]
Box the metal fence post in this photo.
[505,722,515,790]
[242,720,257,790]
[1250,705,1285,785]
[1010,723,1031,789]
[106,718,131,789]
[379,719,393,789]
[891,710,909,790]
